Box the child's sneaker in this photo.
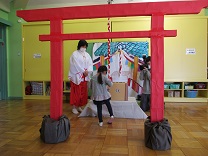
[98,122,103,127]
[107,116,114,124]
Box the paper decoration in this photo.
[94,42,148,57]
[125,60,128,65]
[93,65,96,71]
[128,78,131,86]
[105,59,108,65]
[91,42,147,75]
[98,62,101,67]
[110,57,113,63]
[128,61,131,67]
[92,42,147,68]
[128,78,141,93]
[131,63,134,69]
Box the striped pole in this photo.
[119,50,122,76]
[107,0,113,81]
[107,18,112,80]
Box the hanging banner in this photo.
[89,41,149,82]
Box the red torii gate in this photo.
[17,0,208,122]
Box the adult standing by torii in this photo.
[68,40,93,114]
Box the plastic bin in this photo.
[164,84,169,89]
[170,84,180,89]
[174,91,180,97]
[195,83,206,89]
[185,90,198,98]
[184,85,194,89]
[168,91,174,97]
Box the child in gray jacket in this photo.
[90,65,114,126]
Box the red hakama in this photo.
[70,81,88,107]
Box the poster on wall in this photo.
[186,48,196,55]
[87,42,149,82]
[33,53,41,58]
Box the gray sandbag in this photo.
[144,117,172,150]
[40,115,70,144]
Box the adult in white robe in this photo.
[68,40,93,114]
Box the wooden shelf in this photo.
[164,97,207,103]
[23,81,70,99]
[164,89,183,91]
[23,95,50,100]
[164,80,208,102]
[184,89,207,91]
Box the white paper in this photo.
[33,53,41,58]
[186,48,196,55]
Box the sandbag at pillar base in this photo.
[40,115,70,144]
[144,117,172,150]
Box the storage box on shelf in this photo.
[184,85,194,89]
[185,90,198,98]
[164,84,169,89]
[169,84,180,89]
[164,80,208,102]
[195,83,206,89]
[174,91,181,97]
[167,91,174,97]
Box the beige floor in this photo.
[0,100,207,156]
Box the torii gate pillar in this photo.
[150,14,165,121]
[49,19,63,120]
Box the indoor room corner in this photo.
[0,1,208,155]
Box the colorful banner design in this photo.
[94,42,148,57]
[87,41,149,81]
[89,41,149,71]
[89,42,149,82]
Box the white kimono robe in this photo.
[68,50,93,85]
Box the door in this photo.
[0,23,8,100]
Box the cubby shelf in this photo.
[164,80,208,102]
[23,80,70,100]
[23,80,208,102]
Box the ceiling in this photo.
[0,0,183,12]
[25,0,183,9]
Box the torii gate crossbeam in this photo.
[17,0,208,122]
[17,1,208,21]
